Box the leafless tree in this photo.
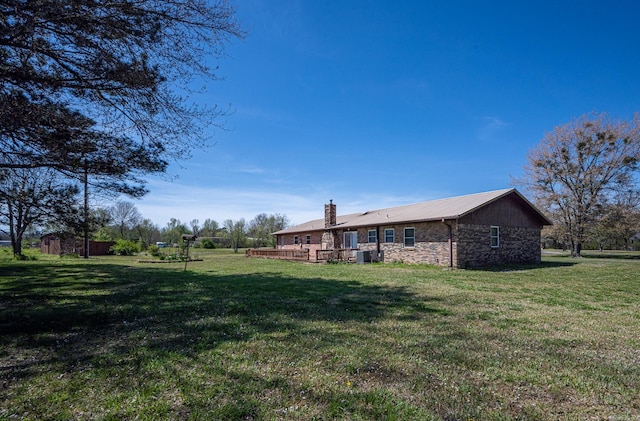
[0,168,78,257]
[109,201,142,239]
[517,112,640,256]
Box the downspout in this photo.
[376,225,381,258]
[442,219,453,268]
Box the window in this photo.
[344,231,358,249]
[404,227,415,247]
[490,226,500,248]
[305,235,311,245]
[368,230,377,243]
[384,228,394,243]
[294,235,299,245]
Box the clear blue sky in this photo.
[135,0,640,227]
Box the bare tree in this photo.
[0,168,78,257]
[109,201,142,239]
[248,213,290,248]
[223,218,246,252]
[161,218,190,244]
[588,188,640,250]
[517,112,640,256]
[135,219,161,250]
[189,219,200,237]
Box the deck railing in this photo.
[246,248,359,262]
[316,248,357,262]
[246,248,309,261]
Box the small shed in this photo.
[41,232,76,255]
[40,233,115,256]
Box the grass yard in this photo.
[1,249,639,420]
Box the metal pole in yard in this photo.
[184,240,189,271]
[182,234,196,271]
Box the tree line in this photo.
[3,197,290,256]
[92,201,289,253]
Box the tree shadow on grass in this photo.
[3,261,627,419]
[0,263,442,384]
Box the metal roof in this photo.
[273,188,551,235]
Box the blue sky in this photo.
[134,0,640,227]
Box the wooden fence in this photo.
[246,248,310,261]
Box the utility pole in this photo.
[83,167,90,259]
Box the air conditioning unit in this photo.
[356,250,371,264]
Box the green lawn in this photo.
[1,249,639,420]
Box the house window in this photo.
[368,230,377,243]
[306,235,311,245]
[344,231,358,249]
[490,226,500,248]
[404,227,415,247]
[294,235,299,245]
[384,228,394,243]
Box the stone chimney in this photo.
[324,200,336,228]
[322,200,336,251]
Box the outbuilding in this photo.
[41,233,115,256]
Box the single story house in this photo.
[272,188,552,268]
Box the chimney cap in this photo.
[329,199,333,204]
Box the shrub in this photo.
[110,239,141,256]
[200,238,216,249]
[147,245,161,257]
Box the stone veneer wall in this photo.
[321,230,335,251]
[456,224,541,268]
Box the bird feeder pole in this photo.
[181,234,197,271]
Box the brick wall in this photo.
[276,220,541,267]
[354,221,455,266]
[278,231,324,260]
[456,224,541,268]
